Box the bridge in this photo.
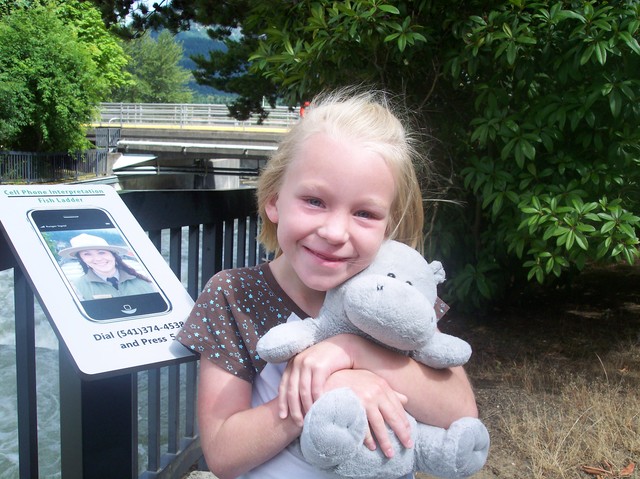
[89,103,295,189]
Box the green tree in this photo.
[56,0,130,97]
[110,30,193,103]
[0,5,103,152]
[97,0,279,118]
[96,0,640,310]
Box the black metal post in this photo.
[60,347,136,479]
[14,267,39,478]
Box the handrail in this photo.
[0,150,108,184]
[1,188,263,478]
[97,102,299,129]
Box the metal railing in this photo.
[1,188,263,478]
[97,103,299,129]
[94,127,121,148]
[0,149,108,184]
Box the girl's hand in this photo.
[277,334,413,457]
[325,368,413,458]
[278,334,357,425]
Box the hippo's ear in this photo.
[429,260,446,284]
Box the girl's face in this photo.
[78,249,117,277]
[266,132,396,295]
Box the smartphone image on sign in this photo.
[28,207,172,322]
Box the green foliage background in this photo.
[110,30,194,103]
[444,1,640,308]
[0,0,200,152]
[100,0,640,309]
[0,0,128,152]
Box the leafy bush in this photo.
[442,1,640,308]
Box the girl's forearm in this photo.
[345,335,478,427]
[200,397,302,479]
[197,360,302,479]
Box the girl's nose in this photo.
[318,212,349,244]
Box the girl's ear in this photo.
[264,195,279,224]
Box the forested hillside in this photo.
[169,27,229,99]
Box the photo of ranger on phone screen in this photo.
[28,208,172,322]
[57,232,157,301]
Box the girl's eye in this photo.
[306,198,323,207]
[355,210,374,219]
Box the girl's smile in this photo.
[304,245,352,265]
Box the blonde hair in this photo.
[257,87,426,254]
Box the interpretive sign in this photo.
[0,185,195,378]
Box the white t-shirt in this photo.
[239,315,336,479]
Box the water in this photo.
[0,268,61,479]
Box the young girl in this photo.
[176,88,478,479]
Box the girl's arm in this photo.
[197,358,302,479]
[279,334,478,453]
[344,335,479,425]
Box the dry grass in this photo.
[477,348,640,479]
[419,264,640,479]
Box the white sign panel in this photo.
[0,185,195,378]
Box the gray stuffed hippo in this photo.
[257,240,490,479]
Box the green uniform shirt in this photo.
[73,269,155,300]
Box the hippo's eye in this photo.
[406,281,413,286]
[387,273,396,278]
